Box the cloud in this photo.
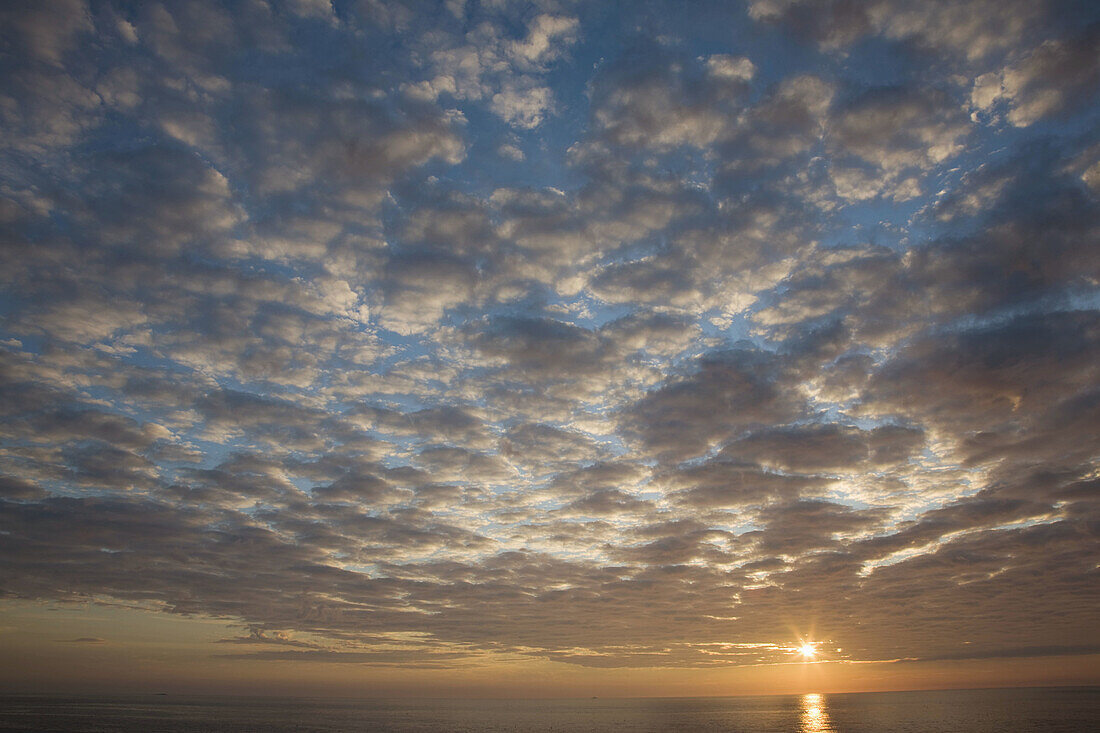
[745,499,891,554]
[232,88,465,204]
[720,423,924,473]
[407,10,578,128]
[2,2,89,66]
[216,649,475,666]
[490,80,554,129]
[902,644,1100,662]
[500,423,606,473]
[664,460,830,508]
[621,347,808,463]
[974,26,1100,126]
[828,86,970,200]
[748,0,1051,60]
[0,0,1098,678]
[588,45,747,151]
[507,14,579,68]
[860,311,1100,435]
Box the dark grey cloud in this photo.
[974,24,1100,126]
[861,311,1100,434]
[500,423,606,472]
[828,86,970,201]
[561,488,653,517]
[621,347,809,463]
[745,499,890,555]
[229,86,465,207]
[903,644,1100,662]
[664,460,829,508]
[748,0,1058,60]
[720,423,924,473]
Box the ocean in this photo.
[1,687,1097,732]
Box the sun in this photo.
[799,642,817,659]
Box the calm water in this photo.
[1,687,1097,732]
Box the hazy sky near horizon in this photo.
[1,0,1099,695]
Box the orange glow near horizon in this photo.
[2,601,1099,699]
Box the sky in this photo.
[1,0,1099,699]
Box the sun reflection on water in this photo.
[799,693,834,733]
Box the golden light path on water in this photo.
[799,693,834,733]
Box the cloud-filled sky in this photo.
[1,0,1099,696]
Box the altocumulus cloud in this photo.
[1,0,1099,671]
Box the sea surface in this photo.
[1,686,1097,732]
